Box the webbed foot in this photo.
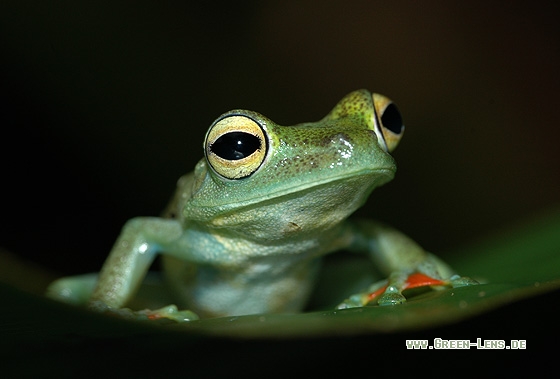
[140,304,199,322]
[337,272,479,309]
[88,301,199,323]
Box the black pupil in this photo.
[210,132,261,160]
[381,103,403,134]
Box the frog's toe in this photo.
[141,304,199,322]
[377,285,407,306]
[337,283,407,308]
[336,280,391,309]
[336,294,368,309]
[448,275,479,288]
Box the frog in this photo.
[46,89,477,322]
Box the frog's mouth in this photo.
[191,166,395,226]
[256,166,394,201]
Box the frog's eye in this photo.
[205,114,268,179]
[372,93,404,152]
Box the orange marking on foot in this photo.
[147,313,162,320]
[366,284,388,302]
[404,273,446,290]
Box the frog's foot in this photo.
[88,301,199,323]
[447,274,479,288]
[337,273,478,309]
[374,273,479,306]
[138,305,199,323]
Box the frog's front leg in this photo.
[47,217,198,322]
[89,217,199,321]
[337,220,478,308]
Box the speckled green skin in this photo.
[46,90,475,321]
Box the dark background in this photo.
[1,1,559,277]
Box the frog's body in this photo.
[47,90,476,321]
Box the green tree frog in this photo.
[47,89,476,322]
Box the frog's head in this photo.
[183,89,404,241]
